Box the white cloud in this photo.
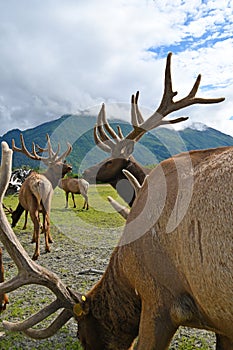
[0,0,232,137]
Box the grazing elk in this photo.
[11,134,72,260]
[0,54,231,350]
[58,177,89,210]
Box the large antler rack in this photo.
[0,142,80,338]
[94,52,225,157]
[12,133,72,165]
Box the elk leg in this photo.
[42,212,53,244]
[31,215,40,243]
[30,210,40,260]
[82,194,89,210]
[65,192,69,208]
[136,302,177,350]
[216,334,233,350]
[42,212,51,253]
[71,193,76,208]
[48,229,53,244]
[22,210,28,230]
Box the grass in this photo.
[1,185,215,349]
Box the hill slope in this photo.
[1,114,233,173]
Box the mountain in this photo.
[1,114,233,174]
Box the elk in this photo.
[11,134,72,260]
[58,177,89,210]
[0,54,231,350]
[83,94,152,207]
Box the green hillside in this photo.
[1,114,233,174]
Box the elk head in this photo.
[83,52,224,206]
[12,133,72,188]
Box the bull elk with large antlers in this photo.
[83,52,223,208]
[11,134,72,260]
[0,54,232,349]
[83,94,151,206]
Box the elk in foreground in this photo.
[0,54,231,349]
[11,134,72,260]
[58,177,89,210]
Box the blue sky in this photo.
[0,0,232,135]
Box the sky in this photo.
[0,0,233,136]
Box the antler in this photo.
[93,104,124,154]
[0,142,80,338]
[12,134,72,165]
[95,52,225,156]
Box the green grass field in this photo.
[0,185,215,349]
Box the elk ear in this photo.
[73,295,90,318]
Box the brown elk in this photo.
[83,95,152,206]
[11,134,72,260]
[83,56,193,208]
[0,54,231,349]
[58,177,89,210]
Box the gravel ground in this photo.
[0,208,216,349]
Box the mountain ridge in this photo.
[1,114,233,173]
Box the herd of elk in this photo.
[11,134,72,260]
[1,53,232,349]
[58,177,89,210]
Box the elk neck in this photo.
[111,156,149,207]
[125,156,149,184]
[44,167,64,189]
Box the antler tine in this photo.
[46,133,59,158]
[134,91,144,125]
[21,309,72,339]
[101,103,121,142]
[55,142,72,162]
[122,169,142,197]
[131,91,144,128]
[95,104,116,151]
[35,144,48,153]
[107,196,129,220]
[131,94,139,128]
[117,125,124,139]
[94,125,112,153]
